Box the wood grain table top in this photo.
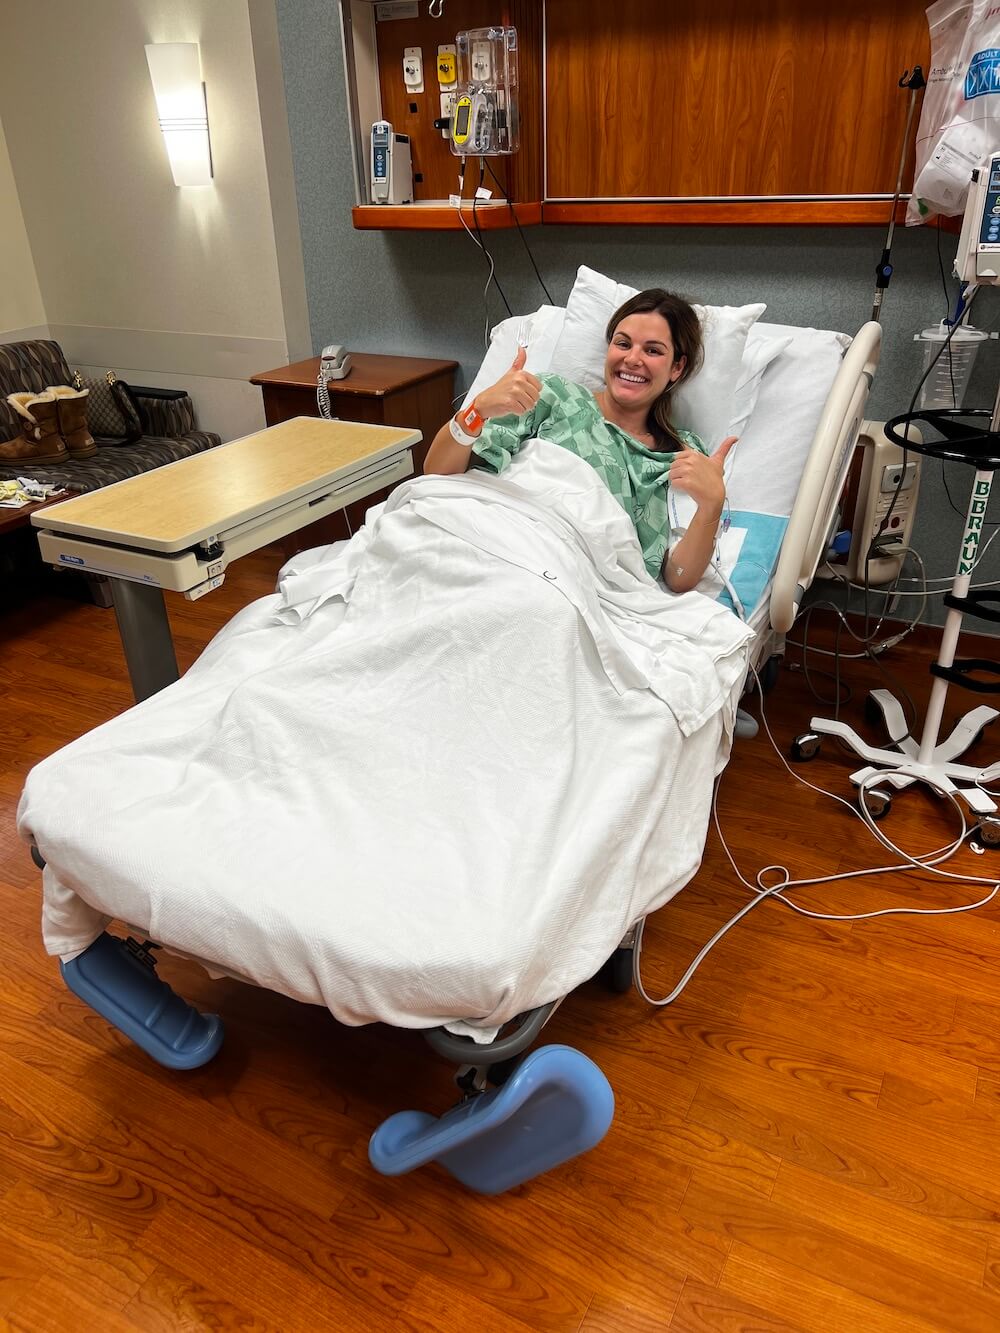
[31,418,420,553]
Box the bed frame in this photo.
[29,320,884,1192]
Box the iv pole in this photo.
[803,155,1000,838]
[871,66,926,324]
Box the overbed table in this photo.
[31,417,419,702]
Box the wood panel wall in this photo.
[373,0,540,202]
[544,0,931,200]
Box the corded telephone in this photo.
[317,344,353,419]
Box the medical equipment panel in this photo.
[450,26,519,157]
[370,120,413,204]
[956,151,1000,284]
[843,425,921,585]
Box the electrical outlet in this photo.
[880,461,917,493]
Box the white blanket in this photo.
[18,443,752,1042]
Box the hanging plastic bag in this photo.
[908,0,1000,225]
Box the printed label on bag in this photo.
[966,48,1000,99]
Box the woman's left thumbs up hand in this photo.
[668,436,736,520]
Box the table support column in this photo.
[110,581,180,702]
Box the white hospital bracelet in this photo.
[449,414,481,447]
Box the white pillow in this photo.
[726,322,852,517]
[461,305,567,409]
[548,266,765,449]
[526,304,566,375]
[727,332,793,444]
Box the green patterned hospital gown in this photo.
[471,372,707,579]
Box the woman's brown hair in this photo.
[605,289,703,451]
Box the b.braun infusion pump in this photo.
[370,121,413,205]
[956,151,1000,284]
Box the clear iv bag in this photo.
[909,0,1000,226]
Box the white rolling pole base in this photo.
[809,466,999,817]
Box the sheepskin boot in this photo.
[46,385,97,458]
[1,392,69,464]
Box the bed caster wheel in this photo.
[977,816,1000,848]
[791,733,821,762]
[605,947,634,994]
[860,787,892,821]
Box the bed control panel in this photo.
[844,423,922,586]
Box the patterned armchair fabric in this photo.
[0,340,73,442]
[0,339,221,494]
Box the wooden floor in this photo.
[3,555,1000,1332]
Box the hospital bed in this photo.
[18,294,881,1193]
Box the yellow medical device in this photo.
[437,46,456,86]
[452,94,473,148]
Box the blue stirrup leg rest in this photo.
[369,1044,614,1194]
[60,931,224,1071]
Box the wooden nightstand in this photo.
[250,352,458,554]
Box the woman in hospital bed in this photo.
[425,287,738,595]
[21,284,754,1055]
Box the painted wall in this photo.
[274,0,1000,632]
[0,115,47,341]
[0,0,308,441]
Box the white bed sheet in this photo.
[19,444,751,1043]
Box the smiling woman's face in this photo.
[603,311,686,414]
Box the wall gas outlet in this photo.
[437,44,456,86]
[471,40,492,82]
[403,46,423,93]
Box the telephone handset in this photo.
[317,344,353,419]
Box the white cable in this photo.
[457,199,499,352]
[842,511,999,593]
[860,581,1000,597]
[632,662,1000,1006]
[787,550,926,659]
[668,489,741,615]
[714,555,746,621]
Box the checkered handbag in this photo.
[71,370,142,443]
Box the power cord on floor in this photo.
[632,661,1000,1007]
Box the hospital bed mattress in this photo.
[20,444,751,1042]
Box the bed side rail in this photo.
[769,321,882,634]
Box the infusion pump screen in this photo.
[455,103,471,137]
[990,162,1000,194]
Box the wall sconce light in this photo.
[145,42,213,187]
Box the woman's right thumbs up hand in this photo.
[474,346,543,421]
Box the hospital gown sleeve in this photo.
[470,375,558,474]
